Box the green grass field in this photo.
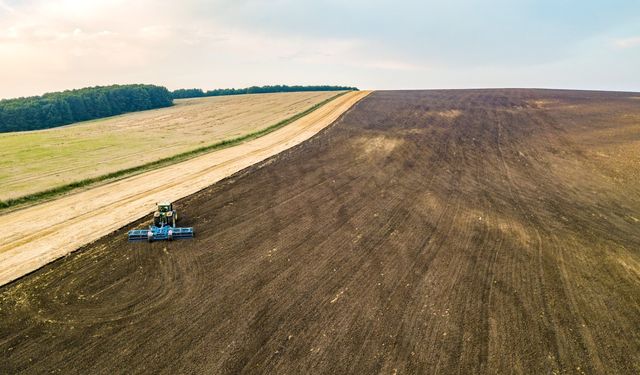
[0,91,339,201]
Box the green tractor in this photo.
[153,201,178,227]
[128,201,194,242]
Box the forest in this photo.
[171,85,358,99]
[0,85,173,133]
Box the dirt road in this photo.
[0,90,370,286]
[1,90,639,374]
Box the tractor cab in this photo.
[158,202,172,213]
[153,201,178,227]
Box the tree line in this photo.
[0,84,358,133]
[171,85,358,99]
[0,84,173,133]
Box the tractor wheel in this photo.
[154,217,160,227]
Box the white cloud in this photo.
[0,0,423,98]
[0,0,14,14]
[614,36,640,49]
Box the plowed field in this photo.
[1,89,639,374]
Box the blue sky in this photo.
[0,0,639,98]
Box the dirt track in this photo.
[0,90,369,286]
[1,90,640,374]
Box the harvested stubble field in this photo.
[1,89,639,374]
[0,91,338,200]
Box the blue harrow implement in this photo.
[128,225,195,242]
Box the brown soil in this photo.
[1,89,639,374]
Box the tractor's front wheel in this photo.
[153,217,160,227]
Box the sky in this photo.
[0,0,639,99]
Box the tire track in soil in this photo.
[1,89,640,374]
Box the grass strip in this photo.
[0,91,348,211]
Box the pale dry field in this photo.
[0,91,338,200]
